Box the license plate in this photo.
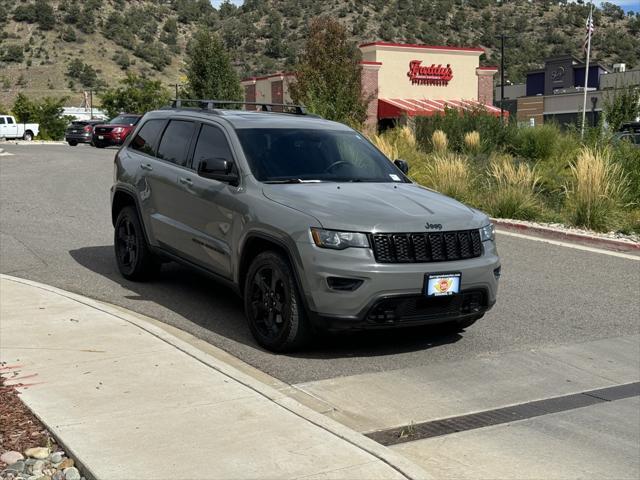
[98,135,104,139]
[425,273,461,297]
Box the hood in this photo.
[262,182,488,232]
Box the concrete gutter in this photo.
[0,275,429,480]
[493,218,640,253]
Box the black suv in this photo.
[65,119,103,146]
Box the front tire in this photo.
[244,251,310,352]
[114,206,159,281]
[94,142,106,148]
[68,141,78,146]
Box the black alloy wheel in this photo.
[244,252,310,352]
[114,206,159,280]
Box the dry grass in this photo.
[370,134,398,160]
[463,131,481,153]
[431,129,448,153]
[565,147,630,231]
[414,152,472,202]
[484,154,541,220]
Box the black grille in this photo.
[371,230,482,263]
[95,127,112,134]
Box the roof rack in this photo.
[170,99,308,115]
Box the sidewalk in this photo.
[0,275,428,480]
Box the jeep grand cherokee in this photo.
[110,101,500,351]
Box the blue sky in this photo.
[210,1,637,13]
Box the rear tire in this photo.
[23,131,33,141]
[244,251,310,352]
[114,206,159,281]
[68,141,78,146]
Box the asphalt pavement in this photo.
[1,143,639,385]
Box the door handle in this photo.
[179,177,193,186]
[140,163,153,171]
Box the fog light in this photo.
[493,266,501,280]
[327,276,363,291]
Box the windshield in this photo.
[109,115,139,125]
[236,128,407,183]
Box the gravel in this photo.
[0,367,85,480]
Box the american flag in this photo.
[583,14,594,55]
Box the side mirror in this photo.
[198,158,238,185]
[394,159,409,175]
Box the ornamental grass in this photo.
[565,147,630,231]
[485,153,541,220]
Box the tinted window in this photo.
[192,124,234,170]
[0,117,5,124]
[236,129,406,183]
[6,117,14,124]
[129,119,165,156]
[156,120,196,167]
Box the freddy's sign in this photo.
[407,60,453,86]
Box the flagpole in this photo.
[581,2,593,139]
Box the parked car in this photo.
[92,114,141,148]
[0,115,39,141]
[65,119,103,146]
[110,101,501,352]
[614,121,640,148]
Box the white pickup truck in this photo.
[0,115,39,141]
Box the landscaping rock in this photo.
[62,467,80,480]
[52,472,64,480]
[57,459,73,470]
[1,451,24,465]
[31,459,45,473]
[7,460,26,473]
[24,448,49,460]
[49,452,63,464]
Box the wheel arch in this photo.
[237,233,310,308]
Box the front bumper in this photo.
[296,240,500,331]
[93,134,125,146]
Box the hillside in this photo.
[0,0,639,108]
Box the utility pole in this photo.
[170,83,182,100]
[495,34,511,123]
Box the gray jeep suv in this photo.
[111,101,500,351]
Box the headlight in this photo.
[112,127,124,133]
[311,228,370,250]
[479,223,495,242]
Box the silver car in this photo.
[110,102,500,351]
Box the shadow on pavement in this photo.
[69,245,462,359]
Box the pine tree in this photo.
[185,28,242,101]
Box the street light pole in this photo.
[495,34,511,122]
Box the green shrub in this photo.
[415,108,512,154]
[509,124,563,161]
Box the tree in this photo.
[289,17,368,127]
[12,94,70,140]
[604,86,640,132]
[185,28,242,101]
[99,73,171,118]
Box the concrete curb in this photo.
[0,274,430,480]
[493,219,640,253]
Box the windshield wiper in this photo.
[264,179,324,184]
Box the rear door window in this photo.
[6,117,14,124]
[129,119,165,157]
[156,120,196,167]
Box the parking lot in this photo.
[1,143,639,478]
